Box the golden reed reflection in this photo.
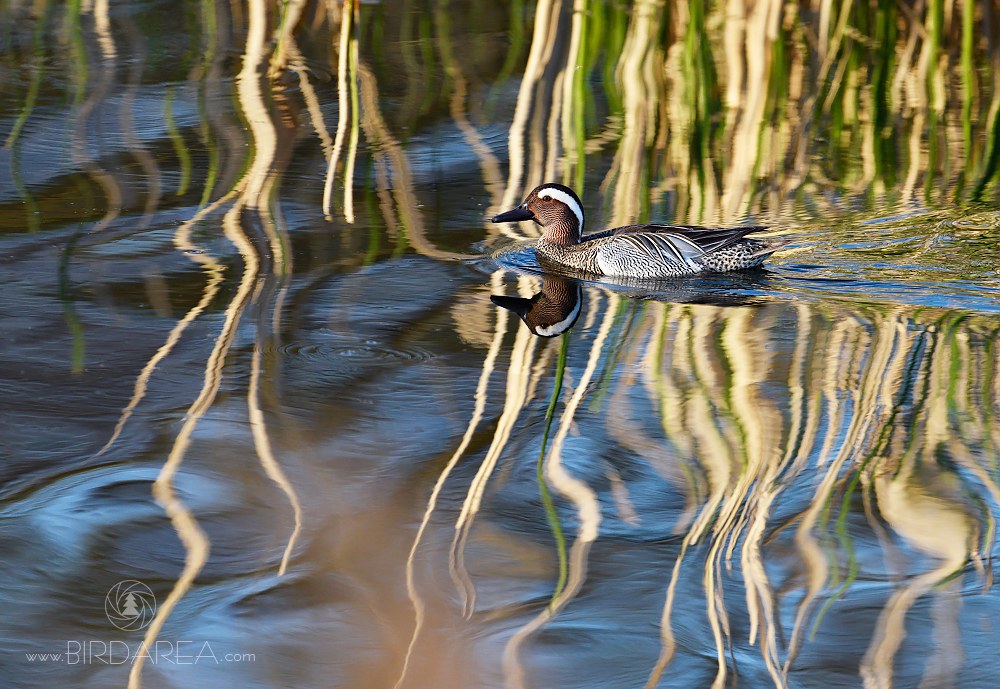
[378,3,1000,688]
[8,1,997,688]
[68,1,309,685]
[438,295,998,689]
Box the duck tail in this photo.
[750,239,791,258]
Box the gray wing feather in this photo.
[616,233,704,264]
[596,233,706,277]
[611,224,768,253]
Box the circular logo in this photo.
[105,580,157,631]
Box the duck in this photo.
[490,183,787,279]
[491,275,582,337]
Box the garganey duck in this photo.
[490,183,786,279]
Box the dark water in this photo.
[2,2,1000,689]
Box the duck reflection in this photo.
[491,275,582,337]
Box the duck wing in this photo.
[593,232,707,277]
[610,224,769,254]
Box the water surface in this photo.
[2,2,1000,689]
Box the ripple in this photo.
[274,342,434,364]
[951,211,1000,230]
[490,243,546,274]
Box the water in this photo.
[2,2,1000,688]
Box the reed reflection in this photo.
[457,288,1000,689]
[452,0,1000,682]
[2,2,1000,689]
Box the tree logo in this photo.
[105,580,157,631]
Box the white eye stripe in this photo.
[537,188,584,233]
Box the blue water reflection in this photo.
[1,2,999,689]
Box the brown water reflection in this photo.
[2,1,1000,689]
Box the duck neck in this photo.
[541,218,581,247]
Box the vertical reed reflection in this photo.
[3,2,999,688]
[430,291,996,689]
[393,2,999,687]
[103,0,303,684]
[394,271,510,689]
[502,294,616,689]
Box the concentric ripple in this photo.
[274,342,434,363]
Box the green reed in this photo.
[810,470,862,638]
[164,88,193,196]
[4,0,999,235]
[538,334,570,604]
[620,0,1000,215]
[196,0,220,207]
[58,231,87,374]
[959,0,974,190]
[5,1,47,231]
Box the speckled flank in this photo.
[699,239,778,273]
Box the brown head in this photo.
[490,183,585,246]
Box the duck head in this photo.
[490,275,582,338]
[490,183,584,246]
